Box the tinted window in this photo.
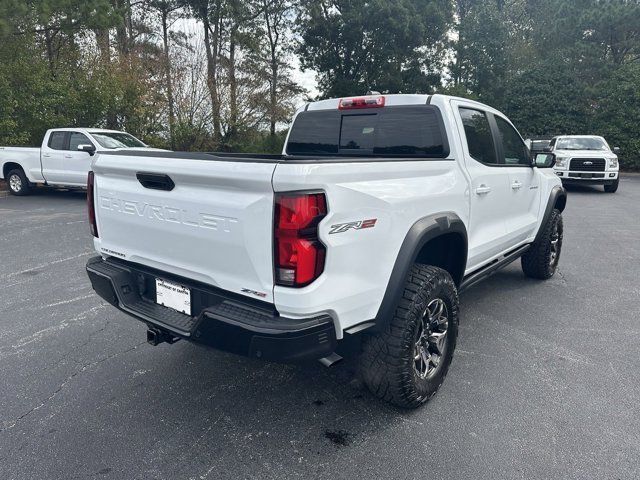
[459,108,497,164]
[286,111,340,155]
[286,106,448,158]
[48,132,66,150]
[530,140,550,153]
[340,115,375,151]
[69,132,92,151]
[375,110,446,156]
[495,116,530,165]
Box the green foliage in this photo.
[593,62,640,170]
[450,0,640,170]
[296,0,453,98]
[1,0,639,170]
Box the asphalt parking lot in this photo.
[1,177,639,480]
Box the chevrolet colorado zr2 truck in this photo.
[85,94,567,408]
[0,128,162,195]
[548,135,620,192]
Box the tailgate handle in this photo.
[136,172,175,191]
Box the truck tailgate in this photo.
[92,153,277,302]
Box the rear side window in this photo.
[459,108,498,165]
[286,106,449,158]
[48,132,67,150]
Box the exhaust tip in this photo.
[319,352,343,367]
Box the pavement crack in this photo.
[556,267,568,285]
[0,340,145,433]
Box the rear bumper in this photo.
[86,256,336,362]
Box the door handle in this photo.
[511,181,523,190]
[64,154,72,158]
[475,185,492,195]
[42,153,51,158]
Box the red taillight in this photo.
[87,171,98,238]
[274,192,327,287]
[338,95,385,110]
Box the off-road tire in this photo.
[360,265,459,409]
[521,208,563,279]
[7,168,31,196]
[604,179,619,193]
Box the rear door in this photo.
[492,115,541,243]
[40,131,67,183]
[92,153,278,302]
[62,132,95,186]
[452,102,512,270]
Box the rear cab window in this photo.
[285,106,449,159]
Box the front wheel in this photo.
[521,208,563,279]
[604,179,619,193]
[360,265,459,409]
[7,169,31,196]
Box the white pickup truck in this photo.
[549,135,620,192]
[86,94,567,408]
[0,128,161,195]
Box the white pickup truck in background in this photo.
[0,128,163,195]
[549,135,620,192]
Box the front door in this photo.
[492,115,541,244]
[62,132,95,186]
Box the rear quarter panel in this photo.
[272,158,468,337]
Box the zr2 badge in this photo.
[329,219,377,234]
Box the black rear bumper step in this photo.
[86,256,336,361]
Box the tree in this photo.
[147,0,182,148]
[296,0,453,98]
[243,0,303,138]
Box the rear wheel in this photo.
[604,178,619,193]
[7,169,31,196]
[360,265,459,409]
[522,208,563,279]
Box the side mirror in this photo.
[78,144,96,156]
[613,146,620,154]
[534,152,556,168]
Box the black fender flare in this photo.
[534,185,567,244]
[373,212,467,332]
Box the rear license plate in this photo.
[582,173,593,178]
[155,278,191,315]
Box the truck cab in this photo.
[1,128,162,195]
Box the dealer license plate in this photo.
[155,278,191,315]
